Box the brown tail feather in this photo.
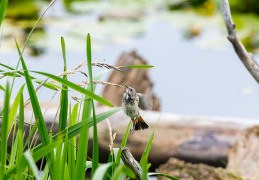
[133,116,149,131]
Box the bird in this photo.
[122,85,152,132]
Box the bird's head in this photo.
[125,85,136,99]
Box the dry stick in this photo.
[79,80,124,88]
[220,0,259,83]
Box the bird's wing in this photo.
[136,93,153,110]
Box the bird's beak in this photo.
[125,85,129,88]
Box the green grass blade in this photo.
[17,93,24,180]
[68,103,77,179]
[141,159,148,180]
[0,82,9,178]
[92,163,114,180]
[23,117,40,150]
[148,173,180,180]
[0,63,59,90]
[60,129,69,180]
[119,65,154,68]
[4,137,63,178]
[87,34,99,175]
[116,121,131,164]
[140,119,160,167]
[111,165,135,180]
[59,37,68,131]
[24,151,42,180]
[0,84,5,91]
[7,84,25,134]
[0,0,8,28]
[9,132,18,166]
[104,148,118,180]
[32,70,113,107]
[1,107,123,179]
[64,164,70,180]
[32,138,63,162]
[15,39,54,178]
[140,119,160,180]
[120,121,131,148]
[34,107,122,153]
[0,71,21,77]
[15,40,50,146]
[75,99,91,179]
[42,163,49,180]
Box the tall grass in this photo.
[0,1,178,180]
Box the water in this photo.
[1,1,259,119]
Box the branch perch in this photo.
[220,0,259,83]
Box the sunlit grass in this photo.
[0,1,178,179]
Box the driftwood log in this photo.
[3,103,259,171]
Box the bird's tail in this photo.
[132,116,149,131]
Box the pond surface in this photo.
[1,0,259,119]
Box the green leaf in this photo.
[0,82,10,178]
[148,173,180,180]
[104,148,118,180]
[0,71,21,77]
[5,108,123,177]
[17,93,24,179]
[7,84,25,134]
[68,103,77,179]
[24,151,42,180]
[15,40,51,146]
[75,99,91,178]
[140,119,160,167]
[32,79,60,90]
[87,34,99,175]
[93,163,114,180]
[119,65,154,68]
[9,131,19,166]
[0,84,5,91]
[23,117,40,150]
[59,37,68,131]
[0,63,59,91]
[15,39,54,178]
[140,119,160,180]
[0,0,8,28]
[111,165,135,180]
[116,121,131,164]
[32,70,113,107]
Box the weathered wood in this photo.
[227,126,259,180]
[2,103,259,170]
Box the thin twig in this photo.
[220,0,259,83]
[79,80,124,87]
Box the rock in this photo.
[100,50,160,111]
[157,157,241,180]
[227,126,259,180]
